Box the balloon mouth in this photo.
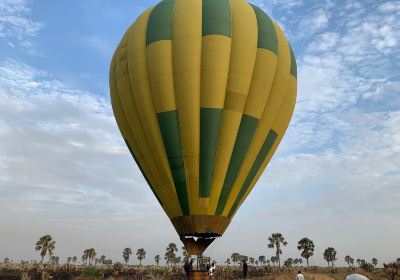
[171,215,231,255]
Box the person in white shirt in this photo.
[208,262,215,280]
[296,271,305,280]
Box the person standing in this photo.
[296,271,305,280]
[242,260,248,279]
[209,262,215,280]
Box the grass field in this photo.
[0,263,393,280]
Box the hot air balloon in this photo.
[110,0,297,258]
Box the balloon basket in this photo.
[188,271,209,280]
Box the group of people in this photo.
[184,258,305,280]
[183,259,216,279]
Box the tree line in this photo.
[2,233,398,268]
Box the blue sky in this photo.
[0,0,399,266]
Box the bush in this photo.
[82,266,103,277]
[360,262,374,272]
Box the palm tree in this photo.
[297,237,315,267]
[35,235,56,263]
[225,258,231,265]
[82,248,96,265]
[372,258,378,267]
[284,258,293,267]
[231,253,240,265]
[100,255,106,266]
[136,248,146,265]
[165,243,178,266]
[345,255,353,267]
[123,248,132,264]
[155,255,160,266]
[267,233,288,268]
[258,256,266,266]
[270,256,277,266]
[323,247,337,268]
[72,256,77,264]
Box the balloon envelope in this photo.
[110,0,297,254]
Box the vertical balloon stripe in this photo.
[250,5,278,54]
[200,108,223,198]
[172,0,202,214]
[157,111,190,215]
[110,52,175,216]
[199,0,232,204]
[146,0,175,45]
[127,8,183,217]
[124,139,163,206]
[228,75,297,218]
[202,0,231,37]
[227,129,277,218]
[207,0,258,214]
[221,22,291,216]
[289,45,297,78]
[215,114,258,214]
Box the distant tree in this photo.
[372,258,378,267]
[136,248,146,265]
[293,258,299,266]
[103,259,113,265]
[258,256,266,265]
[4,258,9,264]
[284,258,293,267]
[231,253,241,265]
[50,256,59,265]
[123,248,132,264]
[356,259,361,266]
[82,248,96,265]
[67,257,72,264]
[323,247,337,268]
[271,256,278,266]
[155,255,160,266]
[397,258,400,263]
[249,257,255,265]
[165,243,178,266]
[241,255,249,262]
[72,256,77,264]
[266,260,271,265]
[225,258,231,265]
[100,255,106,265]
[267,233,288,269]
[255,261,259,265]
[383,262,400,280]
[35,235,56,263]
[297,237,315,267]
[345,255,353,267]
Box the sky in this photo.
[0,0,399,267]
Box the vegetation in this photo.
[136,248,146,265]
[122,247,132,264]
[323,247,337,268]
[344,255,354,267]
[297,237,315,267]
[267,232,288,268]
[35,234,56,263]
[82,248,96,265]
[154,254,160,266]
[164,243,178,266]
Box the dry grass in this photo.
[0,263,392,280]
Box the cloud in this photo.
[0,0,43,40]
[0,59,181,262]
